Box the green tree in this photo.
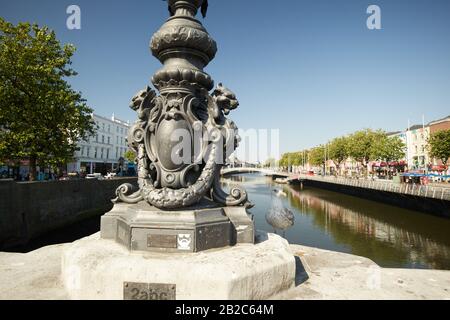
[380,136,405,162]
[0,19,96,180]
[278,151,306,169]
[298,149,309,168]
[328,136,349,174]
[278,153,288,168]
[124,149,137,164]
[279,152,293,168]
[291,152,301,166]
[309,145,325,167]
[347,129,375,165]
[428,130,450,166]
[347,129,391,175]
[263,157,276,168]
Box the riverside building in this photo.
[405,124,430,171]
[67,114,130,175]
[429,115,450,168]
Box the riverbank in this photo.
[300,178,450,218]
[285,175,450,218]
[0,177,137,250]
[1,234,448,300]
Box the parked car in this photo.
[86,173,104,180]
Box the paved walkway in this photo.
[222,168,450,201]
[272,245,450,300]
[0,244,68,300]
[289,174,450,201]
[1,236,449,300]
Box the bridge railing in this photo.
[297,175,450,201]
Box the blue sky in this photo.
[1,0,450,155]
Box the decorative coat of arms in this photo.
[115,0,251,210]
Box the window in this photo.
[116,136,119,144]
[121,128,123,134]
[81,146,85,156]
[116,126,119,133]
[102,123,105,131]
[96,135,98,142]
[101,148,104,159]
[116,147,119,159]
[106,149,110,159]
[87,147,90,157]
[102,135,104,144]
[107,136,110,144]
[94,147,98,159]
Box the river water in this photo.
[223,173,450,270]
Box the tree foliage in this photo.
[278,151,309,168]
[263,157,276,168]
[347,129,405,163]
[278,128,406,174]
[346,129,377,164]
[308,145,325,166]
[0,19,96,180]
[328,136,348,168]
[376,135,405,162]
[428,130,450,166]
[124,149,137,164]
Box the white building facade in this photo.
[67,114,130,175]
[405,124,430,170]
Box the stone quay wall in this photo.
[300,179,450,218]
[0,178,137,250]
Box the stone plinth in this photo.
[100,201,255,253]
[61,232,296,300]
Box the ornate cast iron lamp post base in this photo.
[62,1,295,300]
[100,199,254,253]
[100,0,254,252]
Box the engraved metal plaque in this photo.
[147,234,177,249]
[123,282,176,300]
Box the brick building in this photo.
[428,115,450,167]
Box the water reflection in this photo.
[222,173,450,270]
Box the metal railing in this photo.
[296,175,450,201]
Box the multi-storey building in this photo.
[387,131,407,146]
[428,115,450,167]
[67,114,130,175]
[405,124,430,170]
